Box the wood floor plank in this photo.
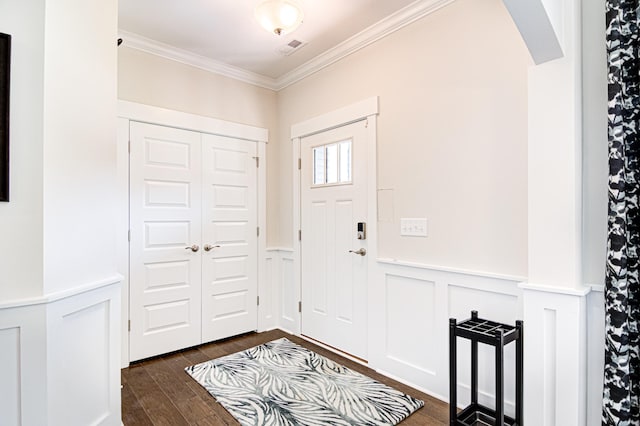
[121,371,154,426]
[145,357,198,404]
[125,364,190,426]
[174,396,231,425]
[122,330,449,425]
[183,378,239,424]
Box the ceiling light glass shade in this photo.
[255,0,304,36]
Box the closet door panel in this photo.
[129,122,202,361]
[201,134,258,342]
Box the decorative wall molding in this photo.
[118,30,277,90]
[46,282,122,425]
[275,0,456,90]
[0,280,121,425]
[261,250,280,332]
[521,287,588,425]
[519,281,591,296]
[119,0,456,92]
[0,326,21,425]
[266,248,298,335]
[369,261,522,415]
[377,257,527,284]
[271,254,602,424]
[0,304,47,425]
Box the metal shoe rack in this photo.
[449,310,523,426]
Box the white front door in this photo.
[129,122,202,361]
[201,134,258,342]
[301,120,368,360]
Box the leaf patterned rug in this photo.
[185,338,424,426]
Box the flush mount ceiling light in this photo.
[255,0,304,36]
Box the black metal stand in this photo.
[449,311,523,426]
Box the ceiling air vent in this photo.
[277,39,307,56]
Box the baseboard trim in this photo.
[375,368,448,404]
[298,333,369,367]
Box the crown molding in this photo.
[274,0,456,90]
[118,30,278,90]
[118,0,456,92]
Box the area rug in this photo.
[185,338,424,426]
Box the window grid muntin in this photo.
[311,139,352,187]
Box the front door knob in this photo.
[204,244,221,252]
[348,248,367,256]
[185,244,200,252]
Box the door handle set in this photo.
[348,248,367,256]
[185,244,221,252]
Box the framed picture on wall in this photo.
[0,33,10,202]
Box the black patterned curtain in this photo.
[604,0,640,424]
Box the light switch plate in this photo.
[400,218,428,237]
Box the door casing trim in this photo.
[291,97,379,358]
[117,100,268,367]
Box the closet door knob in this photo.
[204,244,221,252]
[185,245,200,252]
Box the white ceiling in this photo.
[118,0,424,81]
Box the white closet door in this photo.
[201,134,258,342]
[129,122,202,361]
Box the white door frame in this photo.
[117,100,268,367]
[291,97,379,355]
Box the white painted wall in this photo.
[276,0,531,277]
[117,47,281,245]
[0,0,45,301]
[41,0,119,294]
[527,0,583,290]
[0,1,122,424]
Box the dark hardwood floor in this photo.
[121,329,449,425]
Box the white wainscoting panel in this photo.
[0,326,21,425]
[383,274,439,387]
[280,253,298,334]
[264,248,299,335]
[371,260,524,407]
[270,251,601,424]
[0,304,47,426]
[0,279,121,426]
[521,284,588,426]
[259,253,277,331]
[47,282,122,426]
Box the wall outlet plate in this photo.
[400,218,428,237]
